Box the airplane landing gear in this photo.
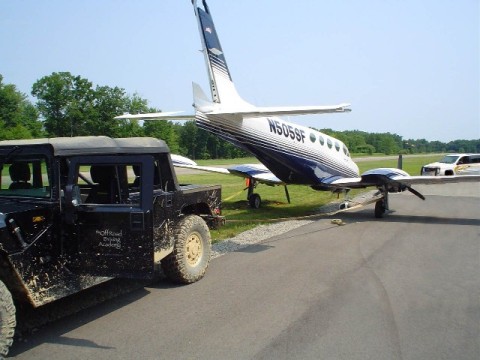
[244,177,290,209]
[246,178,261,209]
[375,185,389,218]
[248,193,261,209]
[374,199,386,218]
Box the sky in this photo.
[1,0,479,142]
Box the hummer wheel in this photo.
[0,280,15,357]
[161,215,211,284]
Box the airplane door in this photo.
[67,156,155,279]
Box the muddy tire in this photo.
[0,280,15,357]
[161,215,211,284]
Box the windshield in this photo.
[0,156,51,198]
[439,155,460,164]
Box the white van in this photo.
[421,154,480,176]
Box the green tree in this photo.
[89,86,147,137]
[179,121,199,158]
[0,75,42,139]
[32,72,94,136]
[348,133,368,152]
[31,72,153,138]
[377,134,399,155]
[144,120,180,153]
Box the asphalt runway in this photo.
[9,183,480,360]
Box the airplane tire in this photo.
[0,280,16,357]
[161,215,211,284]
[374,200,385,218]
[249,193,261,209]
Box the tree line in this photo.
[1,72,479,159]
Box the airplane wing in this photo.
[324,168,480,188]
[171,156,479,214]
[170,155,284,186]
[225,164,284,185]
[320,167,480,217]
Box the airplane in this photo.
[116,0,480,218]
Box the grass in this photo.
[176,154,443,242]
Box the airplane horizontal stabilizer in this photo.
[114,112,195,121]
[208,103,351,118]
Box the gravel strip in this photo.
[211,220,313,258]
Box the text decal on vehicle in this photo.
[268,119,306,143]
[96,229,123,250]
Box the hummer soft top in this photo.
[0,136,170,155]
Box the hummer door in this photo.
[67,156,155,279]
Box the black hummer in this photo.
[0,136,223,355]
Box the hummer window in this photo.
[155,154,176,192]
[74,163,140,205]
[0,157,50,198]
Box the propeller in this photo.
[406,186,425,200]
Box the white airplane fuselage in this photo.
[196,112,359,186]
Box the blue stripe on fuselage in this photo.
[245,145,340,185]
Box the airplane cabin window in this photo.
[319,135,325,146]
[309,133,316,143]
[327,138,333,149]
[335,142,341,152]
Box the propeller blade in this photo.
[407,186,425,200]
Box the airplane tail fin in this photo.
[193,0,249,107]
[191,1,351,118]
